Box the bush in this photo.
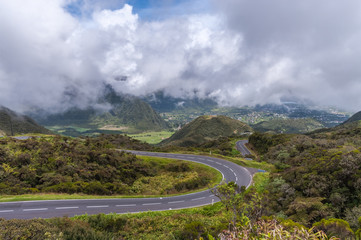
[313,218,354,239]
[84,181,110,195]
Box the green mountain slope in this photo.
[0,106,52,136]
[161,115,252,147]
[249,120,361,228]
[91,97,169,131]
[343,111,361,124]
[252,118,325,134]
[36,87,169,133]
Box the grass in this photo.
[0,156,222,203]
[70,202,227,240]
[140,155,223,187]
[47,125,92,133]
[252,172,270,192]
[47,125,160,137]
[129,131,174,144]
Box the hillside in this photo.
[249,120,361,230]
[0,106,52,136]
[143,91,218,113]
[91,98,169,131]
[343,111,361,124]
[252,118,325,134]
[0,135,215,196]
[161,115,252,147]
[35,86,169,135]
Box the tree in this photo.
[212,181,245,227]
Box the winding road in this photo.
[0,149,253,219]
[236,140,252,156]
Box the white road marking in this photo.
[209,194,215,197]
[168,200,185,204]
[116,204,136,207]
[191,197,206,201]
[23,208,48,211]
[55,207,79,210]
[0,210,14,213]
[86,205,109,208]
[143,203,161,206]
[236,177,238,181]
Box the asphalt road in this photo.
[0,151,252,219]
[236,140,252,156]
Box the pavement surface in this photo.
[0,151,253,219]
[236,140,252,156]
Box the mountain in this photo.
[143,91,217,113]
[252,118,325,134]
[142,92,349,129]
[343,111,361,125]
[161,115,252,147]
[0,106,52,136]
[35,86,169,134]
[91,97,169,131]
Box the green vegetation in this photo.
[0,212,331,240]
[38,87,170,136]
[252,118,325,134]
[0,156,221,202]
[91,97,169,132]
[3,114,361,239]
[0,195,344,240]
[129,131,174,144]
[343,111,361,124]
[0,106,52,136]
[161,115,252,147]
[249,121,361,230]
[0,135,217,196]
[154,135,274,171]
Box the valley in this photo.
[2,1,361,238]
[1,108,361,239]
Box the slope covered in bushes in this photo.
[161,115,252,147]
[0,135,216,195]
[249,121,361,228]
[0,106,52,136]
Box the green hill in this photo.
[0,106,52,136]
[249,120,361,229]
[161,115,252,147]
[91,97,169,131]
[343,111,361,124]
[35,86,169,134]
[252,118,325,134]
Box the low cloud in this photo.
[0,0,361,113]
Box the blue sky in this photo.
[65,0,209,20]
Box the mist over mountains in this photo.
[0,106,52,136]
[1,0,361,114]
[31,85,169,133]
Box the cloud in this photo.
[212,0,361,110]
[1,0,361,114]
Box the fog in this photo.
[0,0,360,113]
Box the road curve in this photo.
[0,151,252,220]
[236,140,252,156]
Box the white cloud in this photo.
[1,0,361,113]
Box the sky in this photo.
[0,0,361,113]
